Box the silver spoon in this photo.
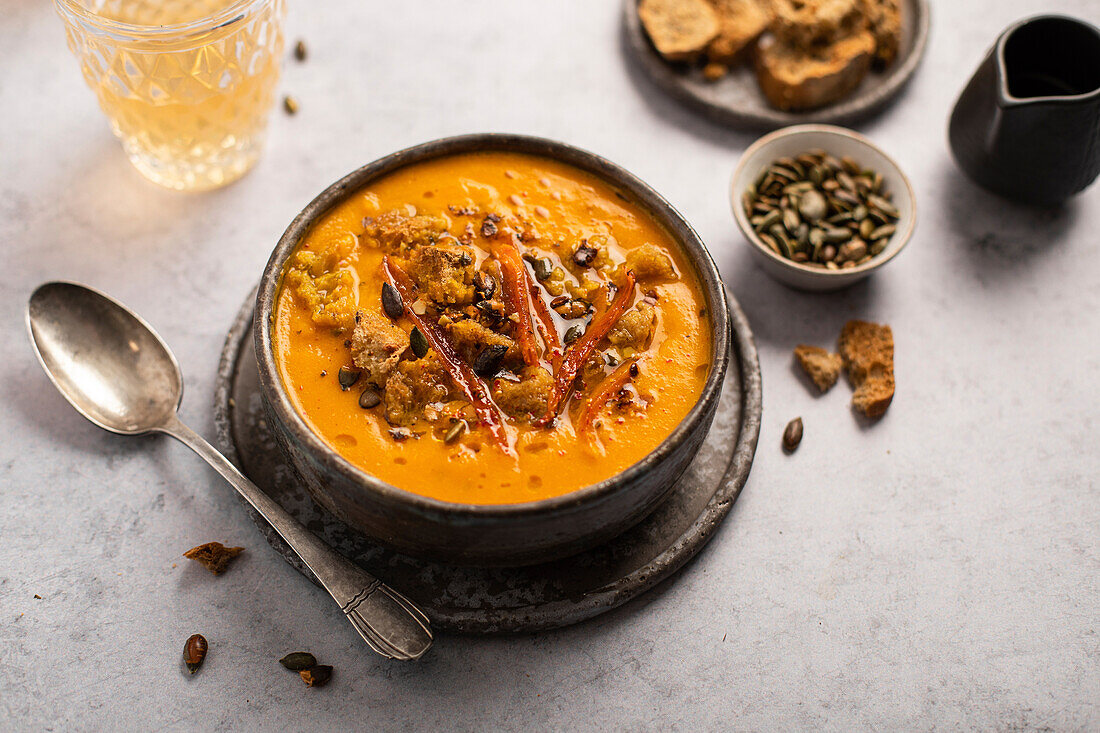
[26,281,433,661]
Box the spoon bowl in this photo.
[27,282,182,434]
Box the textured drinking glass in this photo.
[56,0,286,191]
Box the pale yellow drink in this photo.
[57,0,285,191]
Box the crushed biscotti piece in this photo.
[183,542,244,575]
[706,0,771,64]
[638,0,720,62]
[837,320,894,418]
[794,345,843,392]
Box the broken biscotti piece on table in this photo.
[638,0,720,61]
[794,344,844,392]
[837,319,894,418]
[183,541,244,575]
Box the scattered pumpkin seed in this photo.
[300,665,333,688]
[183,634,208,674]
[783,417,803,453]
[293,39,307,61]
[283,95,299,115]
[280,652,317,671]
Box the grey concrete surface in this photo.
[1,0,1097,730]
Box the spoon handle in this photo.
[161,416,433,661]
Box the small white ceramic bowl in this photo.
[731,124,916,291]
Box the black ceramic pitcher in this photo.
[949,15,1100,205]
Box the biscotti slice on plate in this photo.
[770,0,864,48]
[639,0,720,61]
[859,0,902,66]
[754,28,874,110]
[706,0,772,64]
[794,345,843,392]
[837,319,894,418]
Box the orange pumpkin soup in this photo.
[274,151,712,504]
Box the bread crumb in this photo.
[794,345,843,392]
[183,542,244,575]
[838,320,894,417]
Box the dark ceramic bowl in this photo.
[254,133,730,567]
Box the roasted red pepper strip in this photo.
[493,240,540,366]
[578,356,640,432]
[529,282,563,367]
[536,270,636,427]
[382,256,513,455]
[495,242,539,364]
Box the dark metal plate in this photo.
[213,288,761,634]
[622,0,930,129]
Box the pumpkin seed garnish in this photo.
[381,282,404,320]
[564,325,583,344]
[279,652,317,671]
[572,243,598,267]
[337,366,360,391]
[473,271,496,300]
[410,327,429,359]
[523,254,552,281]
[183,634,208,674]
[358,387,381,409]
[444,420,467,444]
[472,343,508,377]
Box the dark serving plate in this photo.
[623,0,930,129]
[215,287,761,632]
[253,133,734,566]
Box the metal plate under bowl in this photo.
[622,0,930,129]
[213,289,761,634]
